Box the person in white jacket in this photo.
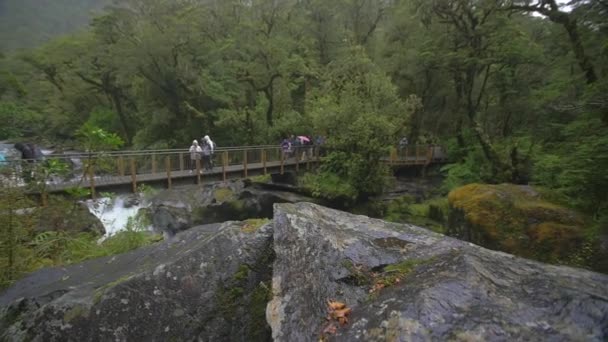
[189,140,202,173]
[202,135,216,167]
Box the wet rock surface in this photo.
[269,202,608,341]
[2,201,608,341]
[0,221,274,342]
[149,179,316,235]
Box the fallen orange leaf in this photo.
[327,300,346,310]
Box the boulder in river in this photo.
[149,179,316,235]
[268,202,608,341]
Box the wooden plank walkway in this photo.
[45,159,303,192]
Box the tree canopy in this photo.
[0,0,606,212]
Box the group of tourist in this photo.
[189,135,216,173]
[281,135,324,159]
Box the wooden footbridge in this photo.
[1,145,445,197]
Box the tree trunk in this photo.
[110,90,133,145]
[561,18,597,84]
[264,87,274,126]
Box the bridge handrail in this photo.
[0,144,445,163]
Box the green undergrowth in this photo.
[384,196,448,233]
[0,206,162,290]
[299,172,358,207]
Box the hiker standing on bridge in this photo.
[200,139,213,171]
[202,135,215,168]
[189,140,202,173]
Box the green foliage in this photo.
[534,115,608,213]
[136,184,156,198]
[307,47,416,198]
[300,172,358,206]
[85,107,121,134]
[0,185,160,290]
[384,196,447,233]
[0,102,43,139]
[76,123,124,152]
[250,174,271,184]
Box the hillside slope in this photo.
[0,0,110,51]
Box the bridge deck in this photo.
[46,159,295,192]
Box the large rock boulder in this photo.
[149,180,316,235]
[0,220,274,341]
[268,202,608,341]
[447,183,586,265]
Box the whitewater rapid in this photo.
[85,195,151,237]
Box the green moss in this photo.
[214,188,235,202]
[241,218,271,233]
[250,174,271,184]
[63,304,90,323]
[234,264,250,281]
[448,183,587,264]
[248,281,272,340]
[216,264,250,318]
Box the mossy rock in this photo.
[214,188,236,203]
[447,183,585,264]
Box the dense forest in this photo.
[0,0,607,276]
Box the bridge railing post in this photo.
[223,151,228,182]
[262,149,267,175]
[118,156,125,176]
[280,148,285,175]
[89,162,96,199]
[152,153,157,174]
[306,147,310,171]
[130,158,137,193]
[295,147,300,173]
[243,149,248,178]
[166,156,172,189]
[179,152,184,172]
[196,159,201,185]
[416,145,420,164]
